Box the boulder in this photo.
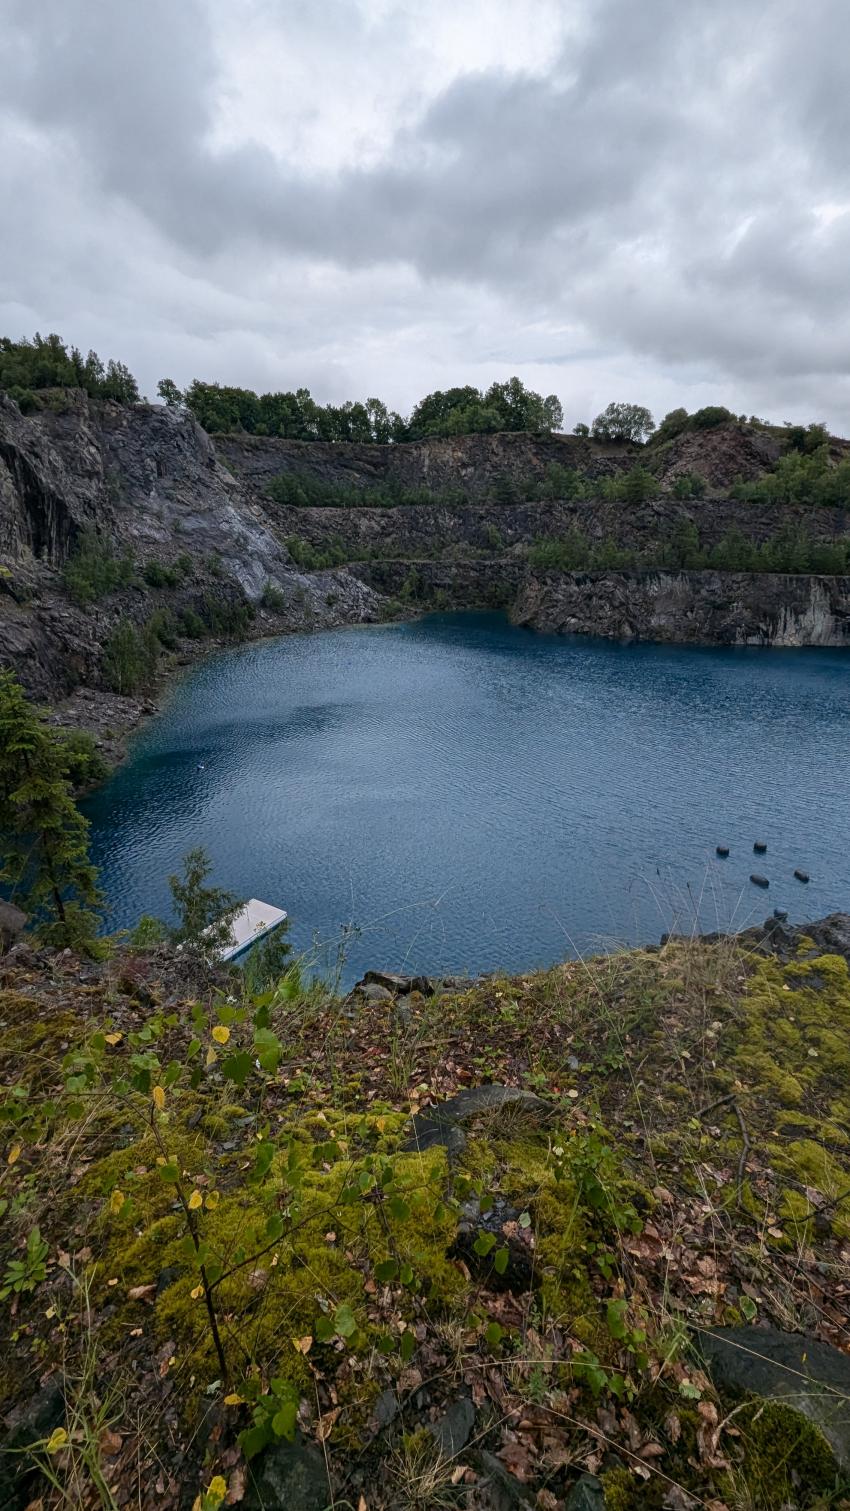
[0,1378,65,1510]
[429,1396,475,1458]
[0,900,27,953]
[402,1085,554,1157]
[244,1433,332,1511]
[697,1326,850,1470]
[567,1475,606,1510]
[360,969,436,997]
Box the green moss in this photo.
[735,1397,837,1503]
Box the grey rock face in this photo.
[698,1326,850,1470]
[512,569,850,648]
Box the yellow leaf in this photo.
[207,1477,227,1503]
[192,1498,202,1511]
[292,1335,313,1354]
[205,1046,217,1066]
[109,1188,125,1215]
[46,1428,68,1453]
[190,1285,203,1300]
[224,1392,244,1406]
[7,1143,21,1166]
[211,1025,230,1044]
[188,1190,203,1210]
[104,1032,122,1045]
[152,1086,166,1111]
[204,1190,220,1210]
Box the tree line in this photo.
[159,375,564,442]
[0,333,139,410]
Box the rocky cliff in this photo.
[2,391,850,750]
[512,568,850,646]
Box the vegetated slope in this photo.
[3,391,850,751]
[1,915,850,1508]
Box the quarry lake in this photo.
[83,612,850,985]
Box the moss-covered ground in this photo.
[1,928,849,1509]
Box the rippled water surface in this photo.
[84,613,850,985]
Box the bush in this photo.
[285,536,349,570]
[671,472,707,499]
[199,591,255,638]
[652,407,690,445]
[179,607,207,639]
[64,531,135,606]
[734,448,850,509]
[691,405,734,429]
[784,422,829,455]
[53,728,110,789]
[267,471,469,510]
[102,620,158,694]
[142,561,181,589]
[260,582,286,611]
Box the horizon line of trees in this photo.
[1,333,840,457]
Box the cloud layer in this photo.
[2,0,849,428]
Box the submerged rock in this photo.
[698,1325,850,1470]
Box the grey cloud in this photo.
[2,0,850,423]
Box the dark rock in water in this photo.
[402,1085,553,1157]
[716,845,730,858]
[0,1379,65,1511]
[750,873,770,888]
[567,1475,606,1510]
[753,840,768,854]
[794,868,810,883]
[429,1396,475,1458]
[773,908,788,921]
[697,1326,850,1470]
[244,1433,331,1511]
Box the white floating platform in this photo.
[218,899,288,963]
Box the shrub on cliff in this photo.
[0,669,103,950]
[64,531,135,606]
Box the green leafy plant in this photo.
[1,1225,48,1298]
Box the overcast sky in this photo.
[2,0,849,430]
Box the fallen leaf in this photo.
[7,1143,21,1166]
[128,1284,156,1301]
[212,1025,230,1044]
[317,1407,340,1442]
[152,1086,166,1111]
[99,1428,122,1457]
[188,1190,203,1210]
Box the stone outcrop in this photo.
[512,568,850,646]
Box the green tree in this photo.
[620,466,656,504]
[168,847,240,956]
[0,670,103,949]
[591,402,655,443]
[157,378,184,408]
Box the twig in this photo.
[696,1091,736,1119]
[734,1101,751,1209]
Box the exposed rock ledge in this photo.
[512,568,850,647]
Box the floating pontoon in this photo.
[217,899,288,963]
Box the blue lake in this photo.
[83,612,850,986]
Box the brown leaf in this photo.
[128,1284,156,1301]
[225,1465,246,1505]
[664,1410,682,1444]
[99,1428,122,1457]
[316,1407,340,1443]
